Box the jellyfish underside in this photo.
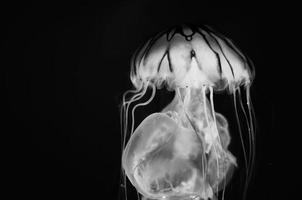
[121,25,254,200]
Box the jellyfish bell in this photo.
[130,25,254,93]
[120,25,256,200]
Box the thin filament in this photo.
[120,86,143,153]
[123,84,149,149]
[238,88,252,177]
[246,85,256,192]
[121,85,147,200]
[130,84,156,135]
[233,88,249,200]
[237,85,256,200]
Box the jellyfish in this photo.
[119,25,256,200]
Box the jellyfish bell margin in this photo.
[120,24,256,200]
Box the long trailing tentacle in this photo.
[235,85,256,200]
[237,87,252,176]
[245,84,256,199]
[129,83,154,200]
[233,86,254,200]
[123,84,148,151]
[246,84,256,177]
[120,84,146,200]
[120,86,143,155]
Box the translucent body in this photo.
[120,25,255,200]
[123,88,236,200]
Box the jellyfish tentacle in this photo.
[121,86,144,152]
[233,88,250,198]
[245,85,256,199]
[120,86,145,200]
[123,86,144,107]
[121,85,148,200]
[123,85,143,105]
[237,87,253,176]
[130,84,156,135]
[123,85,148,153]
[237,85,256,200]
[246,84,256,170]
[122,87,145,138]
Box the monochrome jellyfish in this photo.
[119,25,256,200]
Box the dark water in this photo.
[3,1,291,200]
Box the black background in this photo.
[3,1,295,200]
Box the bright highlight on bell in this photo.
[120,24,256,200]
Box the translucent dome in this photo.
[130,25,254,93]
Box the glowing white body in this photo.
[121,25,255,200]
